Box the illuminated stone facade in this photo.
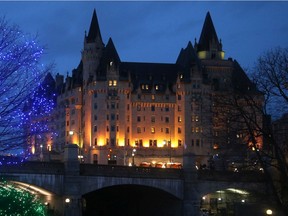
[52,10,263,166]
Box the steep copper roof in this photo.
[197,12,222,52]
[120,62,178,93]
[86,9,103,43]
[96,38,121,80]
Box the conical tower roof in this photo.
[104,38,121,65]
[86,9,103,43]
[197,12,222,52]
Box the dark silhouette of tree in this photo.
[213,47,288,214]
[0,17,51,154]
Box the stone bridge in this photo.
[0,144,269,216]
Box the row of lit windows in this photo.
[93,138,183,147]
[141,84,168,91]
[94,138,203,147]
[134,115,199,123]
[108,80,117,87]
[91,125,203,134]
[137,116,172,123]
[64,101,201,113]
[134,126,203,134]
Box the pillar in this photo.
[63,144,82,215]
[64,144,80,175]
[182,152,202,216]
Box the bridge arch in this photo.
[82,184,183,216]
[79,175,184,199]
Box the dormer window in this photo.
[109,61,113,66]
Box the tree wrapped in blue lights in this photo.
[0,16,52,155]
[22,73,57,159]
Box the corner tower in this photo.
[195,12,225,60]
[82,9,104,84]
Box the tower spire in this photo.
[196,12,224,60]
[86,9,103,43]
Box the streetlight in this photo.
[132,149,136,166]
[40,144,43,161]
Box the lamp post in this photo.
[132,148,136,166]
[40,144,43,161]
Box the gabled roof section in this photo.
[176,41,200,69]
[232,60,261,94]
[86,9,103,43]
[197,12,222,52]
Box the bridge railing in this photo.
[80,164,184,179]
[198,170,266,182]
[0,161,65,175]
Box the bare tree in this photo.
[0,17,51,153]
[212,47,288,214]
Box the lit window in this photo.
[110,61,113,66]
[152,94,155,100]
[145,84,149,90]
[155,85,159,90]
[151,127,155,134]
[178,116,182,122]
[108,80,113,86]
[113,80,117,86]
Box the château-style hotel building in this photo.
[47,10,262,166]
